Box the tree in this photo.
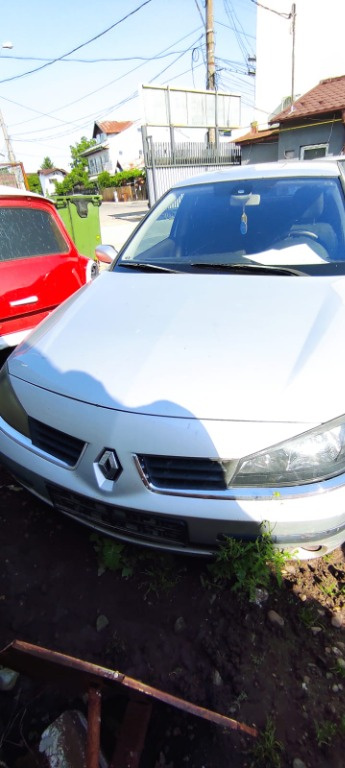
[27,173,43,194]
[41,157,54,169]
[69,136,96,170]
[54,167,91,195]
[52,136,97,194]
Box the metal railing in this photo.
[145,141,241,167]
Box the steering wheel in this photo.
[272,229,319,248]
[286,229,318,240]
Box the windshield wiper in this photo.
[118,262,179,273]
[190,262,306,276]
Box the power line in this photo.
[0,50,195,64]
[249,0,291,19]
[0,0,153,85]
[215,19,256,40]
[11,35,204,143]
[8,26,203,131]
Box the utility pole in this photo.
[291,3,296,104]
[206,0,216,90]
[206,0,216,144]
[0,109,16,163]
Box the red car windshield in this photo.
[0,206,69,262]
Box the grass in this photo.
[90,534,135,578]
[250,716,283,768]
[91,535,183,598]
[139,552,183,599]
[298,602,319,628]
[207,524,290,600]
[314,719,338,747]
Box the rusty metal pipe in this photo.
[87,686,102,768]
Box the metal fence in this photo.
[144,141,241,205]
[145,141,241,167]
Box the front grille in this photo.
[47,484,188,545]
[137,454,228,491]
[29,418,85,466]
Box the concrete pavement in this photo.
[100,200,149,252]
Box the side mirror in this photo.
[95,244,117,265]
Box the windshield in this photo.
[115,176,345,275]
[0,206,69,262]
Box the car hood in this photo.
[8,270,345,423]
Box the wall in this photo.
[107,124,143,172]
[241,142,278,164]
[39,173,65,197]
[277,121,345,160]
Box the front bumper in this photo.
[1,376,345,558]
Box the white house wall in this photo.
[107,124,144,171]
[39,173,65,196]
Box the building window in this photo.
[284,149,295,159]
[300,144,328,160]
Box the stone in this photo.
[267,609,284,628]
[252,588,269,606]
[331,612,345,628]
[0,667,19,691]
[336,657,345,670]
[332,646,343,656]
[310,626,322,635]
[212,669,223,686]
[96,614,109,632]
[39,710,107,768]
[292,759,307,768]
[174,616,186,634]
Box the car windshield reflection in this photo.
[115,176,345,275]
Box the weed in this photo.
[90,534,135,578]
[331,662,345,678]
[250,716,283,768]
[314,719,337,747]
[339,714,345,736]
[320,579,338,598]
[207,524,290,600]
[230,690,248,713]
[139,552,183,599]
[299,603,319,628]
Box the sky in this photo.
[255,0,345,122]
[0,0,257,173]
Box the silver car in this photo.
[1,161,345,559]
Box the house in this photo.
[38,168,67,196]
[269,75,345,161]
[81,120,144,180]
[233,123,279,164]
[235,76,345,164]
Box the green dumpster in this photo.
[52,195,102,259]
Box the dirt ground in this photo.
[0,459,345,768]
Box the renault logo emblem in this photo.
[97,449,122,481]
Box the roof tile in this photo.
[95,120,133,135]
[271,75,345,123]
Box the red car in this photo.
[0,186,99,350]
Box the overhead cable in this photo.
[0,0,153,85]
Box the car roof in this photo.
[173,160,341,188]
[0,185,47,201]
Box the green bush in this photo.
[97,168,145,189]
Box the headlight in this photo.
[231,416,345,487]
[0,363,30,437]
